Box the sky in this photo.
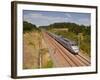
[23,10,91,27]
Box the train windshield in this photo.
[71,43,77,46]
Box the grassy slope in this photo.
[23,31,53,69]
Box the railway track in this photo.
[75,55,90,66]
[43,32,72,67]
[43,32,90,67]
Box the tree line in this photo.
[23,21,40,33]
[39,22,90,35]
[23,21,90,36]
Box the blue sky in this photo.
[23,10,91,27]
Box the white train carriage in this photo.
[56,36,79,54]
[47,32,79,54]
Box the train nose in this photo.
[74,49,79,53]
[71,46,79,53]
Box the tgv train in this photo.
[47,32,79,54]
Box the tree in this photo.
[23,21,37,32]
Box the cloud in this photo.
[24,13,68,26]
[31,13,67,21]
[77,18,90,25]
[65,13,72,18]
[31,13,43,18]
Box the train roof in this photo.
[48,32,77,44]
[63,38,76,44]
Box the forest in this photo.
[39,22,90,35]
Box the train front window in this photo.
[71,43,77,46]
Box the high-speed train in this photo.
[47,32,79,55]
